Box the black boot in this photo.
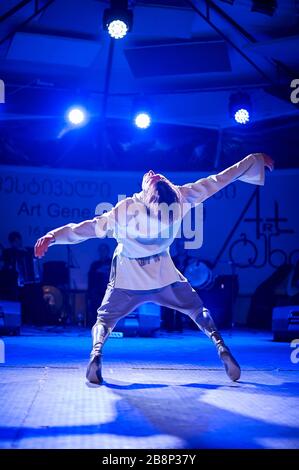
[193,308,241,382]
[210,331,241,382]
[86,353,103,384]
[86,323,110,384]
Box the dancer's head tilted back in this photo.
[142,170,180,207]
[142,170,181,216]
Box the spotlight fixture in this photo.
[103,0,133,39]
[251,0,277,16]
[66,106,87,126]
[134,112,151,129]
[234,108,250,125]
[132,96,152,129]
[229,92,252,125]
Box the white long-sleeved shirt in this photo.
[48,153,265,290]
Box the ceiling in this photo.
[0,0,299,171]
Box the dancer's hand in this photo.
[34,234,54,258]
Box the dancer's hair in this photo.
[143,178,182,223]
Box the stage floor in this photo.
[0,328,298,449]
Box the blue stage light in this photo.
[229,92,252,125]
[103,1,133,40]
[134,112,151,129]
[67,107,86,126]
[234,108,250,125]
[108,19,128,39]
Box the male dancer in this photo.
[35,152,274,384]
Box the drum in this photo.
[42,285,64,310]
[184,259,213,289]
[42,285,65,325]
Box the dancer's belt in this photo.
[122,250,166,266]
[134,253,162,267]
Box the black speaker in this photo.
[272,305,299,341]
[42,261,69,287]
[115,303,161,337]
[198,274,239,329]
[0,269,18,300]
[20,283,47,325]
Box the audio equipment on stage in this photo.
[0,300,21,335]
[138,303,161,336]
[42,285,73,325]
[41,261,71,325]
[43,285,64,310]
[69,289,88,327]
[0,269,18,300]
[2,247,41,286]
[272,305,299,341]
[184,259,213,289]
[198,274,239,329]
[42,261,70,287]
[22,248,41,285]
[247,263,294,330]
[115,303,161,337]
[21,283,47,325]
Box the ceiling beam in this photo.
[0,0,55,46]
[0,0,32,23]
[205,0,297,80]
[186,0,272,84]
[186,0,299,111]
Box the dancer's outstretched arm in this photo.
[179,153,274,205]
[34,212,112,259]
[34,196,133,258]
